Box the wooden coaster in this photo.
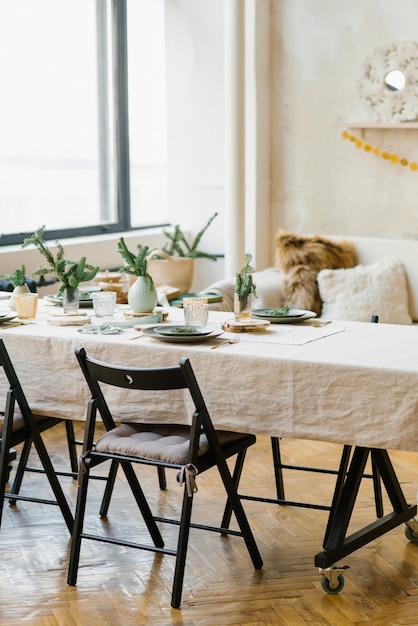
[222,318,270,333]
[47,315,91,326]
[48,310,89,317]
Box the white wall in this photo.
[3,0,418,294]
[271,0,418,240]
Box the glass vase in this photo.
[234,293,252,321]
[62,287,80,314]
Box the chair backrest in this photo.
[0,338,32,418]
[75,347,218,462]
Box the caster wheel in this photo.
[321,573,345,594]
[405,526,418,543]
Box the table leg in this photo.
[315,447,417,572]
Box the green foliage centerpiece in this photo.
[234,253,257,320]
[0,265,32,311]
[22,225,99,312]
[117,237,158,313]
[0,265,27,287]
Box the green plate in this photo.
[142,327,223,343]
[252,309,316,323]
[154,325,213,337]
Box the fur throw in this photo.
[275,231,358,315]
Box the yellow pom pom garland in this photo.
[341,130,418,171]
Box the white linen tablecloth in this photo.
[1,301,418,452]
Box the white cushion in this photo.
[317,257,413,324]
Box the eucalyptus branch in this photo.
[160,212,218,260]
[22,225,99,296]
[235,253,257,310]
[235,254,257,298]
[0,264,27,287]
[117,238,155,290]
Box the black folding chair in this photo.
[0,338,73,532]
[68,348,262,608]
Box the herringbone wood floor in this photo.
[1,422,418,625]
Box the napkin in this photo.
[77,323,124,335]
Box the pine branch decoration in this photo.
[22,225,99,296]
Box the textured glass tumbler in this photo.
[92,291,117,319]
[183,297,209,326]
[14,293,39,322]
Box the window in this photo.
[0,0,168,246]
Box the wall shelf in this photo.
[336,120,418,129]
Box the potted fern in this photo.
[147,212,218,294]
[235,253,257,320]
[22,226,99,314]
[117,238,158,313]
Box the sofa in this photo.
[207,233,418,325]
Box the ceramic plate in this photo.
[142,326,223,343]
[252,309,317,323]
[0,312,19,324]
[154,325,214,337]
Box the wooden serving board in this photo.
[47,315,91,326]
[222,318,270,333]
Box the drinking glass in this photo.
[92,291,117,321]
[13,293,39,323]
[183,297,209,326]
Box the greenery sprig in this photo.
[117,238,155,290]
[235,253,257,310]
[160,212,218,260]
[0,265,27,287]
[22,226,99,297]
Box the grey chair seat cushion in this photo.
[0,411,58,436]
[95,423,248,465]
[0,410,25,434]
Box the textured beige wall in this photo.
[271,0,418,240]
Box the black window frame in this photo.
[0,0,168,247]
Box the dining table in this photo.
[0,298,417,592]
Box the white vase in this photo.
[128,277,158,313]
[9,283,31,310]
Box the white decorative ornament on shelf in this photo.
[357,40,418,123]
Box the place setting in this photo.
[0,310,20,327]
[251,307,317,323]
[136,297,226,344]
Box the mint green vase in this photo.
[128,277,158,313]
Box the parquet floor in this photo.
[1,422,418,625]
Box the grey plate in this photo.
[0,312,19,324]
[142,326,223,343]
[252,309,317,323]
[154,325,214,337]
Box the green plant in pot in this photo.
[117,238,158,313]
[235,253,257,320]
[22,226,99,313]
[147,212,218,294]
[0,265,31,310]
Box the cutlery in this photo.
[211,336,240,350]
[129,332,145,340]
[310,319,332,327]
